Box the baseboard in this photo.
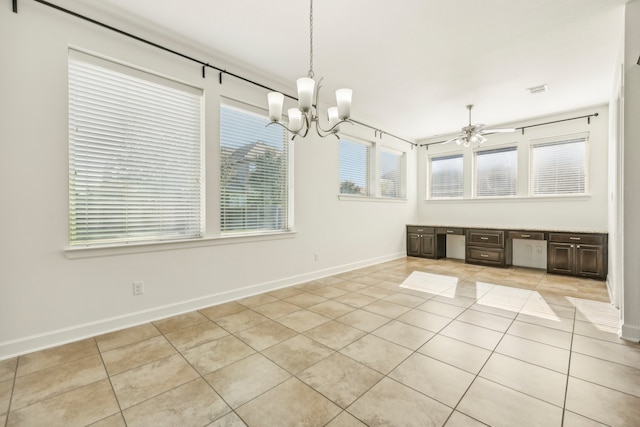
[0,252,405,360]
[620,323,640,343]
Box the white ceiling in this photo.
[73,0,627,142]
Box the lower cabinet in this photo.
[406,226,445,259]
[406,226,607,280]
[547,233,607,280]
[465,229,510,268]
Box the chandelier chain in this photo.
[308,0,314,78]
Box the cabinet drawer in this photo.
[436,227,464,235]
[466,247,505,266]
[467,229,504,247]
[508,231,545,240]
[548,233,605,245]
[407,226,435,234]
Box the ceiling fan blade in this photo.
[481,127,516,134]
[440,136,460,145]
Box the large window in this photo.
[220,102,291,234]
[429,154,463,198]
[339,139,370,196]
[475,146,517,197]
[379,149,404,198]
[68,50,203,246]
[530,133,589,196]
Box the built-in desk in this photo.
[406,225,608,280]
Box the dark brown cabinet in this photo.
[465,228,510,267]
[406,226,445,259]
[405,225,607,280]
[547,233,607,280]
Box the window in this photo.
[429,154,463,198]
[379,149,404,198]
[68,50,203,246]
[339,138,370,196]
[530,133,589,196]
[475,146,517,197]
[220,102,291,234]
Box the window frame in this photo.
[67,49,205,248]
[473,144,518,198]
[529,132,590,197]
[379,147,406,199]
[219,98,294,235]
[338,137,373,197]
[428,152,465,199]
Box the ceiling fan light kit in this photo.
[443,104,515,148]
[267,0,353,139]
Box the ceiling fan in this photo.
[443,104,515,147]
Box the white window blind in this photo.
[339,139,370,196]
[68,50,203,246]
[430,154,464,198]
[380,149,403,198]
[475,146,517,197]
[530,134,589,196]
[220,103,290,234]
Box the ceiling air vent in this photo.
[527,84,548,95]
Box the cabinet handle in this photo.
[447,230,454,233]
[569,237,581,241]
[417,229,424,232]
[480,254,489,258]
[521,234,530,238]
[480,237,489,240]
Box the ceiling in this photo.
[72,0,627,142]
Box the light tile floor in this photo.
[2,258,640,426]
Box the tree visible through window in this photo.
[68,50,203,246]
[339,139,370,196]
[220,104,290,233]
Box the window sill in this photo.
[424,194,592,203]
[64,230,298,259]
[338,195,408,203]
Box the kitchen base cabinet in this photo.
[547,233,607,280]
[406,226,445,259]
[465,229,511,268]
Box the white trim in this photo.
[64,230,298,259]
[620,323,640,342]
[338,195,408,203]
[0,252,405,360]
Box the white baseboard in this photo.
[0,252,405,360]
[620,323,640,342]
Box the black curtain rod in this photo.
[18,0,416,147]
[420,112,599,149]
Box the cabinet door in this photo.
[548,242,574,275]
[407,233,421,256]
[576,245,605,279]
[420,234,436,257]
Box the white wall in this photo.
[0,2,417,359]
[416,105,609,233]
[621,0,640,342]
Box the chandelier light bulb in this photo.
[267,92,284,122]
[336,88,352,119]
[288,108,303,133]
[297,77,315,112]
[327,107,340,131]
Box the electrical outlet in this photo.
[133,281,145,295]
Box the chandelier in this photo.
[267,0,352,139]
